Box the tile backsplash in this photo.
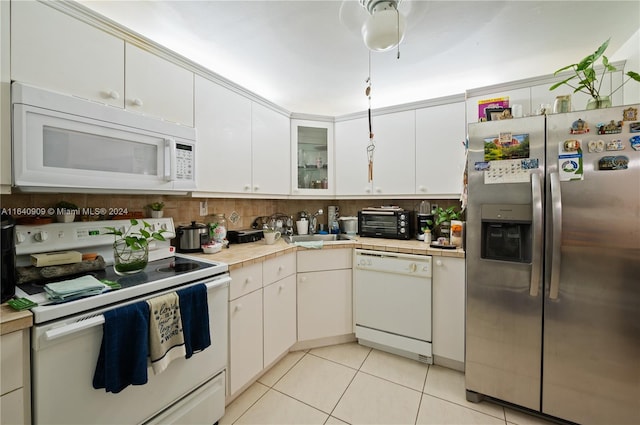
[1,193,461,230]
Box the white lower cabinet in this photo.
[0,329,30,425]
[228,289,263,396]
[263,274,297,367]
[432,256,466,369]
[227,253,296,397]
[297,249,353,342]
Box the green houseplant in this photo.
[550,38,640,109]
[53,200,79,223]
[146,201,165,218]
[106,219,167,275]
[425,206,462,242]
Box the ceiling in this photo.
[77,1,640,117]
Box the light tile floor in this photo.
[220,342,557,425]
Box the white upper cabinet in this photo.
[335,111,415,196]
[334,117,371,195]
[11,0,125,107]
[371,110,415,195]
[415,101,466,196]
[11,2,194,126]
[252,103,290,195]
[195,75,290,195]
[195,75,252,193]
[125,43,194,126]
[291,120,334,195]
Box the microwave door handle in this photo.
[164,138,176,181]
[530,171,543,297]
[549,172,562,300]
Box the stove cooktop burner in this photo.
[17,256,215,296]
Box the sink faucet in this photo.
[309,209,324,234]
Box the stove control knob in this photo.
[35,231,49,242]
[15,232,26,244]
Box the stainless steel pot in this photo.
[338,216,358,234]
[175,221,210,253]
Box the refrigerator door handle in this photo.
[530,171,543,297]
[549,172,562,300]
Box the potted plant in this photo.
[426,206,462,242]
[146,201,165,218]
[550,38,640,109]
[53,201,79,223]
[106,219,167,275]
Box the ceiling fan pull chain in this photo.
[366,51,375,182]
[396,7,401,59]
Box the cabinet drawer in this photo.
[263,253,296,286]
[229,263,262,300]
[0,330,24,395]
[297,248,352,273]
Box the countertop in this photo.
[0,303,33,335]
[0,237,464,332]
[192,236,465,271]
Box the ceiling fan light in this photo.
[362,8,406,52]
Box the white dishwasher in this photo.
[354,249,433,363]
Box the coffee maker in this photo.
[1,214,17,302]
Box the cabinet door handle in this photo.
[278,284,285,291]
[234,304,242,312]
[253,185,260,191]
[300,276,307,282]
[418,185,427,192]
[436,260,443,266]
[244,277,252,285]
[244,184,251,191]
[108,90,120,100]
[131,98,143,107]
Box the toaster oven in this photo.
[358,207,413,240]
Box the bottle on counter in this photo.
[209,213,227,243]
[423,229,432,244]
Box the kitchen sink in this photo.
[284,234,356,244]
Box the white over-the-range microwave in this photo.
[11,83,197,194]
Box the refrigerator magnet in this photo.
[563,139,581,152]
[596,120,622,134]
[588,140,605,153]
[558,142,583,181]
[605,140,624,151]
[598,156,629,170]
[629,135,640,151]
[570,119,590,134]
[623,107,637,121]
[629,122,640,133]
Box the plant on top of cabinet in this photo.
[146,202,165,218]
[53,201,79,223]
[550,38,640,109]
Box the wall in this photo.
[0,193,461,230]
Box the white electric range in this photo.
[14,218,229,424]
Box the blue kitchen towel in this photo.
[93,301,150,393]
[177,283,211,358]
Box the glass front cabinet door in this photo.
[291,119,334,195]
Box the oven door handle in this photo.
[44,315,105,341]
[43,277,230,341]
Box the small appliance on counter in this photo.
[175,221,211,253]
[358,206,413,240]
[1,214,17,302]
[227,229,264,244]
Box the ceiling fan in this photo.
[339,0,429,52]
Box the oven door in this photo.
[31,276,228,425]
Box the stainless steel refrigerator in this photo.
[465,105,640,424]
